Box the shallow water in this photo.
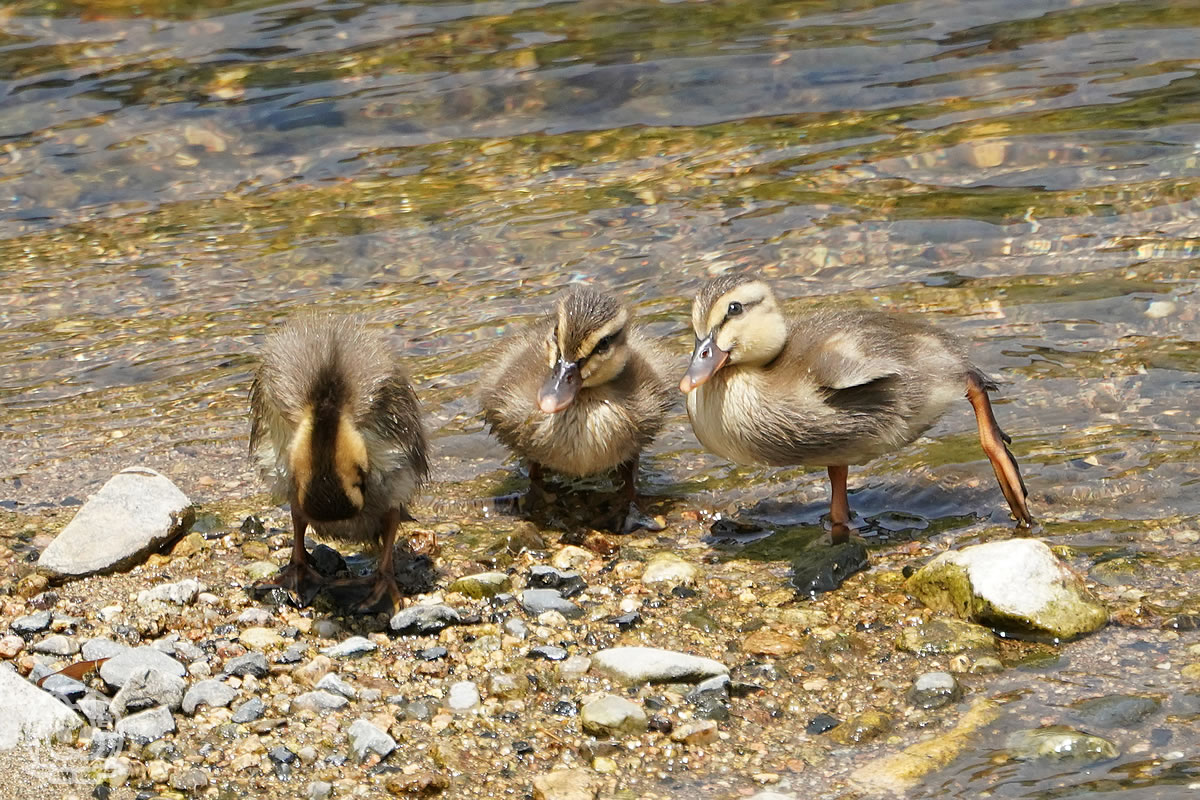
[1,0,1198,796]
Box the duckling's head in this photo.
[537,286,631,413]
[288,366,369,522]
[680,275,787,393]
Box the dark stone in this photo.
[268,745,296,764]
[690,693,730,721]
[527,566,587,598]
[277,645,306,664]
[231,698,265,723]
[648,715,673,734]
[610,612,641,631]
[513,740,533,755]
[418,646,448,661]
[240,516,266,536]
[528,645,568,661]
[806,713,841,735]
[29,592,59,611]
[791,542,870,599]
[552,700,577,717]
[310,544,346,578]
[1162,614,1200,631]
[1072,694,1162,729]
[670,586,698,599]
[224,652,269,678]
[90,731,125,758]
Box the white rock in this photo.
[347,719,396,762]
[137,578,202,606]
[100,647,186,689]
[0,664,84,749]
[591,647,728,684]
[640,552,700,586]
[447,681,480,712]
[115,706,175,744]
[321,636,376,658]
[37,467,193,579]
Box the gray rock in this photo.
[448,572,511,599]
[137,578,202,606]
[1072,694,1162,729]
[504,617,529,640]
[293,691,349,713]
[906,539,1109,640]
[32,634,81,656]
[37,467,194,580]
[40,674,89,705]
[224,652,269,678]
[581,694,648,736]
[308,781,333,800]
[316,673,357,700]
[11,611,52,635]
[110,667,187,716]
[908,671,962,709]
[591,647,728,684]
[528,566,587,597]
[115,705,175,744]
[0,664,84,749]
[231,697,266,723]
[182,680,237,715]
[520,589,583,619]
[321,636,376,658]
[1006,726,1120,765]
[90,730,125,758]
[171,768,209,792]
[100,647,185,689]
[82,637,129,661]
[389,604,460,636]
[78,692,115,728]
[347,718,396,763]
[447,681,480,712]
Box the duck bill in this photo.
[680,334,729,393]
[538,359,581,413]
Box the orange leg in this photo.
[966,372,1033,527]
[828,465,852,545]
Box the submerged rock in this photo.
[532,767,600,800]
[908,671,962,709]
[0,664,84,749]
[1006,726,1120,765]
[37,467,194,580]
[896,618,997,657]
[830,710,892,745]
[906,539,1108,640]
[640,553,700,587]
[791,541,869,599]
[591,647,728,684]
[448,572,510,599]
[1071,694,1161,729]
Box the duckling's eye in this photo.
[594,333,616,354]
[727,301,744,317]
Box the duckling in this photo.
[479,285,674,526]
[680,274,1032,540]
[249,313,428,612]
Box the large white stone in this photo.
[38,467,193,579]
[590,647,727,684]
[0,664,83,749]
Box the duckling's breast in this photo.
[685,372,768,466]
[525,396,642,476]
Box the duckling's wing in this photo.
[805,330,905,392]
[367,373,430,483]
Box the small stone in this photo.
[448,572,511,599]
[32,634,80,656]
[308,780,333,800]
[550,546,593,571]
[240,627,283,650]
[742,629,803,657]
[316,673,357,699]
[831,710,892,745]
[581,694,648,737]
[321,636,376,658]
[0,634,23,658]
[182,679,237,715]
[791,541,870,598]
[115,705,175,744]
[447,681,480,712]
[231,697,267,722]
[908,672,962,710]
[137,578,202,606]
[171,768,209,792]
[504,617,529,640]
[348,718,396,763]
[418,646,448,661]
[389,604,460,636]
[896,618,997,657]
[610,612,641,631]
[293,691,348,713]
[557,655,592,682]
[1006,726,1120,765]
[806,713,841,735]
[533,768,599,800]
[384,771,449,796]
[641,552,700,587]
[81,638,128,661]
[224,652,270,678]
[110,667,187,715]
[591,647,728,684]
[971,656,1004,674]
[671,719,718,746]
[520,589,583,619]
[294,655,332,688]
[78,692,114,728]
[528,566,587,597]
[1072,694,1161,729]
[37,467,193,580]
[528,645,568,661]
[11,611,52,635]
[100,647,186,689]
[90,730,125,758]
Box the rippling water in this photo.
[2,0,1198,794]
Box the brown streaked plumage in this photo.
[249,313,428,612]
[479,285,675,523]
[681,274,1032,540]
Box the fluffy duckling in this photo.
[249,313,428,612]
[680,274,1032,539]
[479,286,674,523]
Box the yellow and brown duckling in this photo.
[249,313,428,612]
[680,274,1032,540]
[479,285,674,528]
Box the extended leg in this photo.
[354,507,408,614]
[966,372,1033,527]
[827,465,852,544]
[529,461,544,493]
[618,456,639,507]
[257,499,325,606]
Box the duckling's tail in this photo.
[965,370,1033,528]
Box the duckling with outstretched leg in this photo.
[680,274,1032,541]
[250,313,428,612]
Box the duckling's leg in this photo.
[258,504,326,607]
[618,456,639,508]
[827,465,853,545]
[966,372,1033,527]
[353,507,409,614]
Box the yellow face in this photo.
[695,280,787,367]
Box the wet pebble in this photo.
[742,629,803,657]
[528,566,587,597]
[447,680,481,712]
[641,552,700,587]
[1072,694,1161,729]
[231,697,267,722]
[581,694,648,736]
[316,672,357,699]
[418,646,448,661]
[293,691,348,713]
[504,617,529,639]
[321,636,376,658]
[831,710,892,745]
[81,637,127,660]
[240,626,284,650]
[11,611,52,635]
[1006,726,1120,764]
[671,719,718,746]
[896,618,997,657]
[78,692,114,728]
[0,634,23,658]
[308,781,333,800]
[448,571,511,599]
[39,673,88,705]
[908,671,962,709]
[171,768,210,792]
[137,578,202,606]
[806,713,841,735]
[182,679,237,715]
[520,589,583,619]
[529,645,569,661]
[532,767,599,800]
[389,604,460,636]
[32,634,80,656]
[90,730,124,758]
[347,718,396,762]
[591,646,728,684]
[115,705,175,744]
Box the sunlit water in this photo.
[2,0,1198,796]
